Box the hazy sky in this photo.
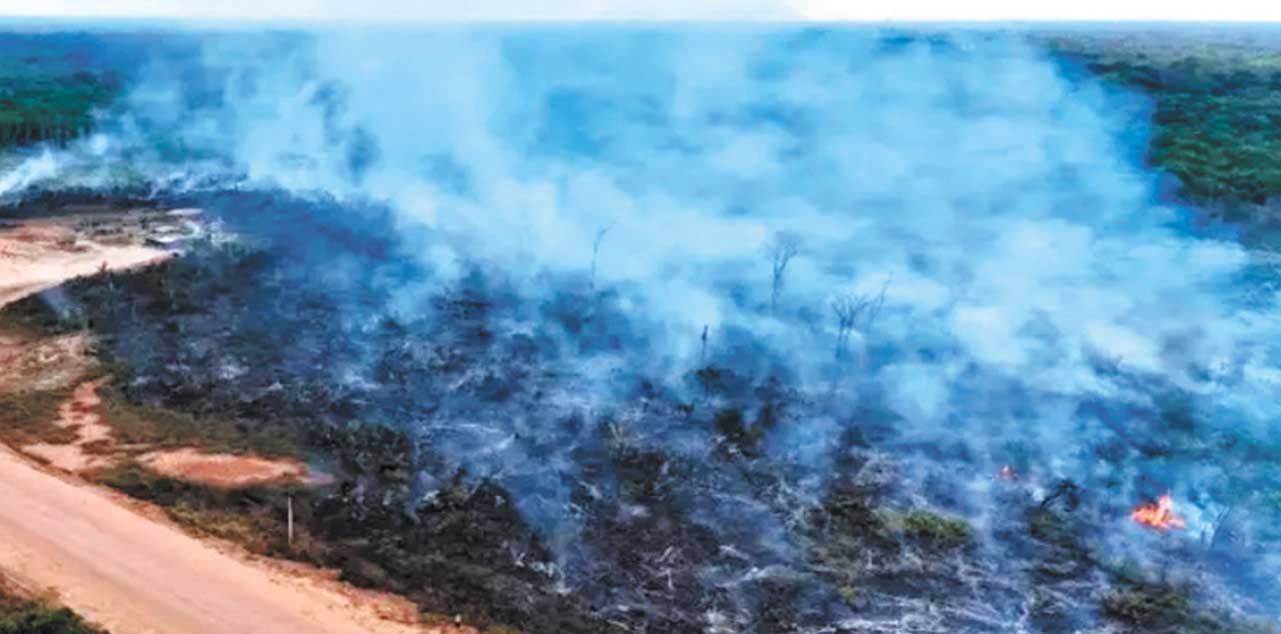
[6,0,1281,22]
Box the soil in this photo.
[137,447,326,489]
[0,219,169,308]
[23,379,117,472]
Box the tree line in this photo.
[0,72,116,148]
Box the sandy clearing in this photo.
[0,243,167,307]
[137,447,323,489]
[0,220,170,308]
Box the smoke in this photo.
[120,29,1275,427]
[9,26,1281,627]
[0,149,59,196]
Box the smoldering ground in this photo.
[6,27,1281,631]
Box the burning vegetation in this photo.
[1131,494,1187,533]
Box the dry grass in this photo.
[0,388,77,447]
[166,500,283,554]
[1101,581,1281,634]
[97,384,300,458]
[93,462,297,557]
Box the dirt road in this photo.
[0,215,462,634]
[0,445,442,634]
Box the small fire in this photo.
[998,465,1016,481]
[1130,494,1186,532]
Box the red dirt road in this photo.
[0,445,447,634]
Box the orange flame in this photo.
[998,465,1015,481]
[1130,494,1186,532]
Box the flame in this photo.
[998,465,1015,480]
[1130,494,1186,532]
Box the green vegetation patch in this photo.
[0,591,104,634]
[1102,582,1194,630]
[1101,580,1281,634]
[898,509,974,549]
[816,491,974,551]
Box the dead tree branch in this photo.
[765,231,802,316]
[831,281,887,361]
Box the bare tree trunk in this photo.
[590,225,612,291]
[765,232,801,316]
[831,282,888,363]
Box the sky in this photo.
[5,0,1281,22]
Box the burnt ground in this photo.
[3,193,1277,633]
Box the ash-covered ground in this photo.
[4,27,1281,634]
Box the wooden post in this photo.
[287,495,294,547]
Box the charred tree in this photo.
[764,231,801,316]
[830,282,887,361]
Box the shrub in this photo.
[899,510,973,549]
[0,593,103,634]
[0,388,77,447]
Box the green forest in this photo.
[1048,29,1281,206]
[0,34,120,148]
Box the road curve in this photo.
[0,445,436,634]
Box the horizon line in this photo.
[4,16,1281,27]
